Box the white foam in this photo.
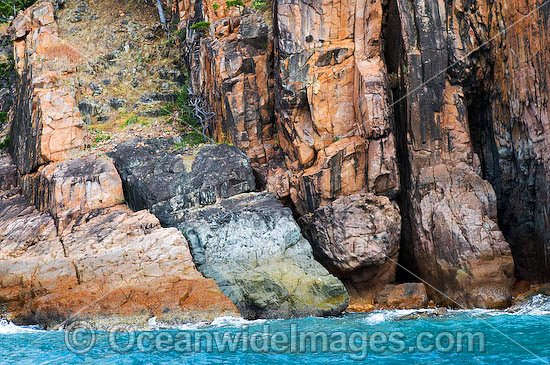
[0,319,43,334]
[507,294,550,316]
[363,309,434,324]
[209,316,266,328]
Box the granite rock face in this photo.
[176,0,550,308]
[20,155,124,232]
[9,1,84,175]
[111,137,349,318]
[0,153,238,328]
[0,2,239,328]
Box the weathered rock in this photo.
[179,192,349,319]
[0,204,238,328]
[0,151,237,328]
[386,0,517,307]
[20,155,124,232]
[111,137,348,318]
[182,4,278,171]
[9,1,85,175]
[301,193,401,301]
[374,283,428,310]
[0,155,17,191]
[109,138,256,226]
[176,0,527,309]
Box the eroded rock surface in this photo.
[111,137,349,318]
[180,192,349,319]
[301,193,401,300]
[9,1,84,174]
[110,138,256,226]
[0,152,238,328]
[174,0,550,308]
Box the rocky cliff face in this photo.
[0,0,348,326]
[2,0,549,325]
[0,2,240,328]
[179,0,550,307]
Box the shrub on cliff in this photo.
[190,21,210,31]
[0,0,36,22]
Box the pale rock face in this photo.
[179,192,349,319]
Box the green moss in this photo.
[190,21,211,31]
[212,3,220,10]
[0,111,7,126]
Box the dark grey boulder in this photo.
[110,137,349,319]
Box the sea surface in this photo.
[1,295,550,364]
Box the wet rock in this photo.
[179,192,349,319]
[374,283,428,310]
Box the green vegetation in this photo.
[121,115,149,129]
[190,21,211,31]
[212,3,220,10]
[226,0,245,8]
[0,111,7,126]
[0,0,36,21]
[333,136,340,142]
[0,136,11,149]
[253,0,267,11]
[88,128,111,145]
[0,57,14,79]
[173,131,206,149]
[165,83,207,147]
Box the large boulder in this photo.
[110,138,256,226]
[20,155,124,232]
[301,193,401,305]
[180,192,349,319]
[111,138,349,318]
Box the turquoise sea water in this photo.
[1,295,550,364]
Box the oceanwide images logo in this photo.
[63,321,486,360]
